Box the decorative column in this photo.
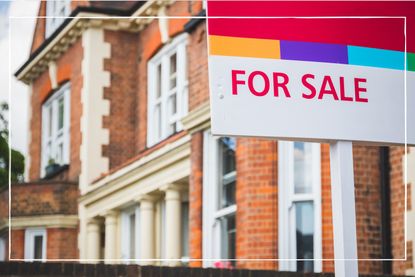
[161,184,182,265]
[138,195,156,265]
[104,210,118,263]
[86,218,101,261]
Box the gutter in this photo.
[379,146,392,274]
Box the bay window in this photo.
[45,0,71,38]
[203,130,237,267]
[278,141,322,272]
[41,83,70,178]
[147,34,188,147]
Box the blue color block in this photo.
[348,46,405,70]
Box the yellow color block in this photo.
[209,35,280,59]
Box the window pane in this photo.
[156,64,162,99]
[34,235,43,259]
[169,53,177,89]
[294,142,313,194]
[181,202,189,258]
[168,94,177,116]
[154,104,161,140]
[58,97,64,130]
[295,201,314,272]
[220,214,236,264]
[129,213,136,259]
[48,106,53,137]
[220,138,236,175]
[219,137,236,208]
[57,143,63,164]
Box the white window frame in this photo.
[41,82,70,177]
[120,205,140,263]
[202,130,237,267]
[278,141,322,272]
[0,237,5,261]
[45,0,71,38]
[24,228,47,261]
[147,33,188,147]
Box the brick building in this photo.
[0,0,414,275]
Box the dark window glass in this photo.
[295,201,314,272]
[129,213,136,259]
[221,214,236,264]
[33,235,43,259]
[219,137,236,208]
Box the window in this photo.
[24,228,46,261]
[147,34,188,146]
[181,201,189,262]
[278,141,322,272]
[203,130,237,267]
[0,237,5,261]
[121,206,140,262]
[41,83,70,177]
[45,0,71,38]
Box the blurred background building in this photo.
[0,0,413,275]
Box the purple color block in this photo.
[280,40,348,64]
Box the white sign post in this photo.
[330,141,358,277]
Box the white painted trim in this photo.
[278,141,322,272]
[11,215,78,229]
[48,61,58,89]
[24,228,47,261]
[181,102,211,134]
[202,130,237,267]
[157,6,169,43]
[79,28,110,193]
[83,134,191,200]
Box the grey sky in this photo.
[0,0,39,159]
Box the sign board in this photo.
[207,2,415,146]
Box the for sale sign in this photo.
[207,1,415,146]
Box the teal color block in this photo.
[348,46,405,70]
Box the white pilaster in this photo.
[80,28,110,194]
[104,210,119,263]
[161,184,182,265]
[86,218,101,261]
[138,195,156,265]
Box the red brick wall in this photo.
[188,23,209,112]
[29,38,83,182]
[103,30,139,169]
[136,19,160,153]
[30,2,46,53]
[235,138,278,270]
[189,131,203,267]
[321,143,334,271]
[47,228,78,259]
[10,182,78,217]
[353,146,383,273]
[10,230,24,259]
[389,146,406,274]
[0,187,8,222]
